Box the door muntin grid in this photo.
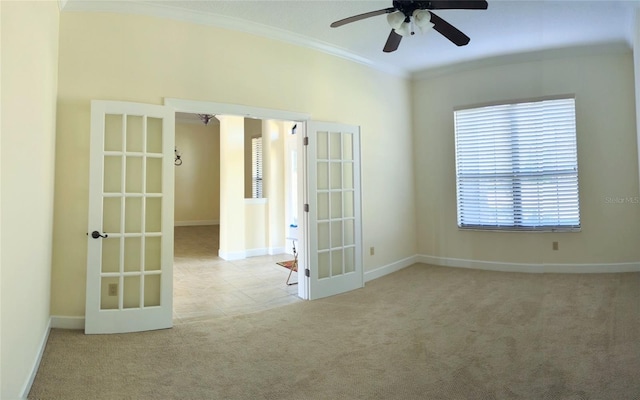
[316,131,356,280]
[100,113,163,310]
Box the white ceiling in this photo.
[63,0,640,77]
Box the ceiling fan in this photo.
[330,0,488,53]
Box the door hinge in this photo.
[304,204,309,212]
[305,269,310,277]
[303,137,309,146]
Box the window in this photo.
[251,136,263,198]
[454,97,580,231]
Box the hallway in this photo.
[173,225,301,323]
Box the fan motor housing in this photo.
[392,0,432,16]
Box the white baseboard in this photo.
[417,254,640,274]
[218,249,246,261]
[365,255,419,282]
[51,315,85,330]
[219,247,287,260]
[245,248,268,258]
[21,317,52,399]
[174,220,219,227]
[268,246,286,255]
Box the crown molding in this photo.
[411,41,633,81]
[60,0,409,79]
[635,8,640,48]
[628,6,640,48]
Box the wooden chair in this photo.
[286,239,298,286]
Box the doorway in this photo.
[171,106,309,322]
[172,225,301,322]
[85,99,363,334]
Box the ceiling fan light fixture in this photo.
[412,10,434,32]
[395,22,413,37]
[331,0,486,52]
[386,11,405,30]
[197,114,216,125]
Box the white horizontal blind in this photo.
[252,137,263,198]
[454,97,580,230]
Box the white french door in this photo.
[306,122,363,300]
[85,100,175,334]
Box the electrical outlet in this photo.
[370,247,375,256]
[108,283,118,296]
[552,241,559,251]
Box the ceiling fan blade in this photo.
[330,7,396,28]
[383,29,402,53]
[428,0,488,10]
[429,12,470,46]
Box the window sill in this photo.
[457,226,581,233]
[244,198,268,205]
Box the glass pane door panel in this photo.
[101,238,120,273]
[125,197,142,233]
[146,158,162,193]
[144,275,161,307]
[147,117,163,154]
[318,252,330,279]
[317,162,329,190]
[104,114,123,152]
[124,237,141,272]
[126,115,144,152]
[318,222,330,250]
[100,277,119,310]
[343,134,353,160]
[145,198,162,232]
[317,192,329,220]
[330,163,342,189]
[331,192,342,219]
[331,221,343,248]
[104,156,122,193]
[126,157,143,193]
[144,237,161,271]
[344,247,355,273]
[123,275,141,309]
[103,198,121,233]
[343,191,354,218]
[344,219,355,246]
[317,131,328,159]
[331,250,343,276]
[330,132,341,160]
[343,163,353,189]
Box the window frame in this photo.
[251,136,263,199]
[453,95,581,232]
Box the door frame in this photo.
[165,98,311,299]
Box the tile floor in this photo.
[173,225,302,323]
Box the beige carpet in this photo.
[29,264,640,399]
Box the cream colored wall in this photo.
[218,115,246,259]
[51,12,414,316]
[245,200,268,251]
[0,1,59,398]
[412,50,640,265]
[264,120,288,252]
[174,121,220,224]
[241,120,288,254]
